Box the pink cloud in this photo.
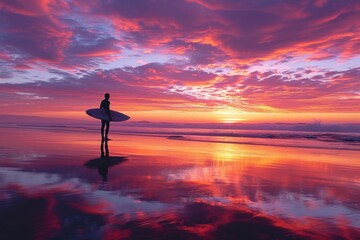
[0,0,359,120]
[85,0,360,64]
[1,64,359,115]
[0,12,70,68]
[0,0,122,70]
[238,67,360,111]
[1,0,359,71]
[0,64,220,114]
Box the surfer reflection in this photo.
[98,161,109,182]
[101,137,109,157]
[100,93,112,140]
[84,138,127,183]
[99,138,109,181]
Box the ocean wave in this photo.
[3,123,360,151]
[166,135,360,151]
[118,129,360,144]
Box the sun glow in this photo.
[216,107,246,123]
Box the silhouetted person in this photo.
[100,93,112,140]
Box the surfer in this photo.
[100,93,112,140]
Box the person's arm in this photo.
[100,100,112,121]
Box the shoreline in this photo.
[1,124,359,152]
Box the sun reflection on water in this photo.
[0,126,359,239]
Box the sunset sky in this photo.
[0,0,359,123]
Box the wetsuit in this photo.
[100,99,111,139]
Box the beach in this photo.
[0,125,359,239]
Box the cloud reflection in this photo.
[0,127,359,239]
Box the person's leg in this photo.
[101,120,106,139]
[105,121,110,139]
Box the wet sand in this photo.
[0,126,359,239]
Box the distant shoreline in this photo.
[1,124,359,152]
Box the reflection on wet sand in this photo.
[0,127,359,239]
[0,188,358,240]
[84,138,127,182]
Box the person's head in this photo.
[104,93,110,100]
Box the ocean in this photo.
[11,121,360,151]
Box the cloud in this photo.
[88,0,360,64]
[0,0,122,70]
[0,0,359,122]
[0,63,220,114]
[0,3,71,62]
[1,0,359,70]
[1,61,359,116]
[66,25,120,57]
[239,67,360,111]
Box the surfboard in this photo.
[86,108,130,122]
